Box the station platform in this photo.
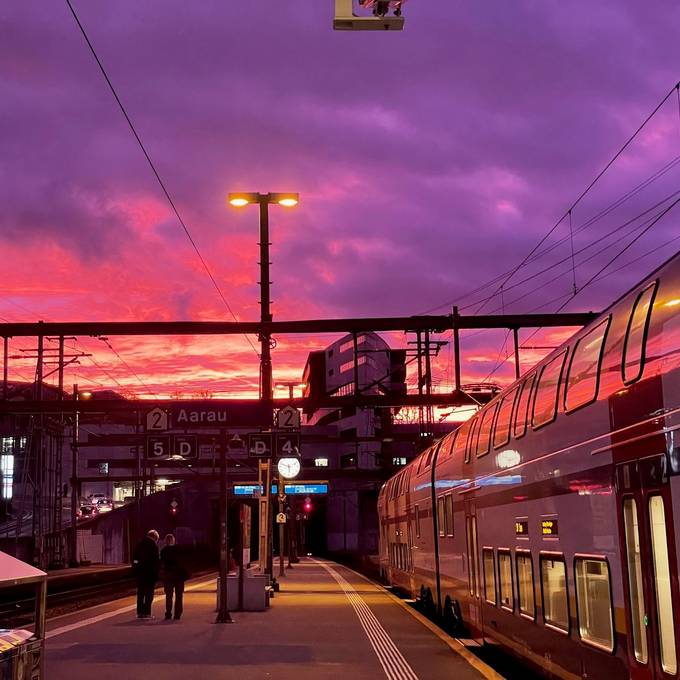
[44,558,500,680]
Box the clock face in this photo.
[277,457,301,479]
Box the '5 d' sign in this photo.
[146,435,197,460]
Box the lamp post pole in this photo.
[229,191,298,585]
[258,195,273,405]
[257,195,276,581]
[70,384,79,566]
[216,430,233,623]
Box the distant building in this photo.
[302,332,406,470]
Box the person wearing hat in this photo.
[132,529,160,619]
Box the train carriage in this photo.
[379,251,680,679]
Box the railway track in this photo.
[0,574,137,628]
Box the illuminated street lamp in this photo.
[226,190,300,593]
[228,192,299,210]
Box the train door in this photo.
[616,454,680,679]
[464,501,484,643]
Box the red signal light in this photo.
[303,501,312,513]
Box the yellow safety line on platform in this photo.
[312,559,419,680]
[319,561,503,680]
[45,577,216,639]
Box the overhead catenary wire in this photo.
[471,80,680,316]
[481,197,680,382]
[419,150,680,315]
[64,0,260,361]
[459,188,680,312]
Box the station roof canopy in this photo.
[0,551,46,589]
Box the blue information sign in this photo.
[233,483,329,496]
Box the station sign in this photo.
[248,433,273,458]
[147,435,171,459]
[146,408,169,432]
[284,483,328,495]
[275,432,300,458]
[146,434,197,460]
[233,482,329,496]
[174,408,228,426]
[275,405,301,429]
[173,435,198,459]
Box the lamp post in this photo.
[228,192,299,581]
[70,385,92,566]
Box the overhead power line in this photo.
[472,80,680,316]
[419,80,680,317]
[64,0,260,360]
[481,197,680,382]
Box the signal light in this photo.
[303,501,312,513]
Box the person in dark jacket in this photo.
[160,534,189,620]
[132,529,160,619]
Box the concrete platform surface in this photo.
[44,558,494,680]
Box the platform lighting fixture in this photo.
[78,390,93,400]
[228,192,299,208]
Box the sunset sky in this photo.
[1,1,679,405]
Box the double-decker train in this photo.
[378,251,680,679]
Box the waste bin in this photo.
[0,630,42,680]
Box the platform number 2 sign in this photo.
[276,405,301,429]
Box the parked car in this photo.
[95,498,113,513]
[77,505,97,521]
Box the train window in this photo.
[574,557,614,652]
[447,431,458,458]
[465,416,480,463]
[513,374,535,439]
[623,281,658,385]
[532,351,567,430]
[498,551,514,611]
[466,516,480,597]
[445,494,454,536]
[438,497,445,537]
[622,498,648,664]
[483,549,496,605]
[425,440,443,469]
[649,495,677,674]
[565,317,611,413]
[516,552,535,619]
[493,385,519,449]
[453,421,468,460]
[415,505,421,539]
[476,403,499,457]
[540,555,569,632]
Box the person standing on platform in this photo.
[132,529,160,619]
[160,533,189,620]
